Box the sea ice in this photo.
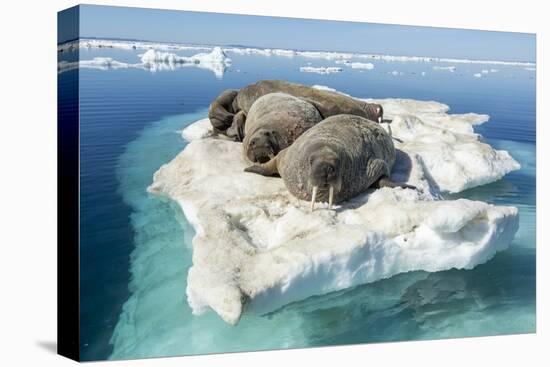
[148,93,520,325]
[299,66,342,74]
[433,65,456,72]
[58,38,536,69]
[57,57,138,73]
[139,47,231,78]
[474,73,482,78]
[349,62,374,70]
[58,47,232,78]
[334,60,375,70]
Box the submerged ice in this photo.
[148,93,520,325]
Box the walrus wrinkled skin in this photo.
[208,80,384,141]
[244,114,415,211]
[242,93,323,163]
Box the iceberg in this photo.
[148,93,520,325]
[299,66,342,74]
[139,47,231,78]
[58,47,232,78]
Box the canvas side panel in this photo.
[57,5,80,362]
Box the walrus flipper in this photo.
[366,159,391,184]
[226,111,246,141]
[244,157,280,177]
[375,176,418,191]
[367,158,417,191]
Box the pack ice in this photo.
[148,90,520,325]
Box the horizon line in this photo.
[59,36,537,65]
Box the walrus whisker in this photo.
[328,186,334,210]
[310,186,318,212]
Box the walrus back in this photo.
[237,80,376,120]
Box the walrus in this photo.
[208,80,384,141]
[244,114,415,211]
[242,92,323,163]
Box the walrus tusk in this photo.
[378,116,383,124]
[386,123,393,137]
[310,186,318,212]
[328,186,334,210]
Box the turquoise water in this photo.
[65,44,535,360]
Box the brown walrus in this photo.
[242,92,323,163]
[244,114,415,211]
[208,80,384,142]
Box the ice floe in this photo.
[349,62,374,70]
[433,65,456,72]
[474,73,482,78]
[148,91,520,325]
[57,57,139,72]
[299,66,342,74]
[335,60,374,70]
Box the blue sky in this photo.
[65,4,535,62]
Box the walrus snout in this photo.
[247,130,279,163]
[363,103,384,124]
[249,143,275,163]
[308,154,342,212]
[311,161,338,188]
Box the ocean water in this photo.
[61,44,535,361]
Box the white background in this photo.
[0,0,547,365]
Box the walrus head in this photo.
[208,89,239,132]
[246,128,281,163]
[364,103,384,123]
[307,146,343,212]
